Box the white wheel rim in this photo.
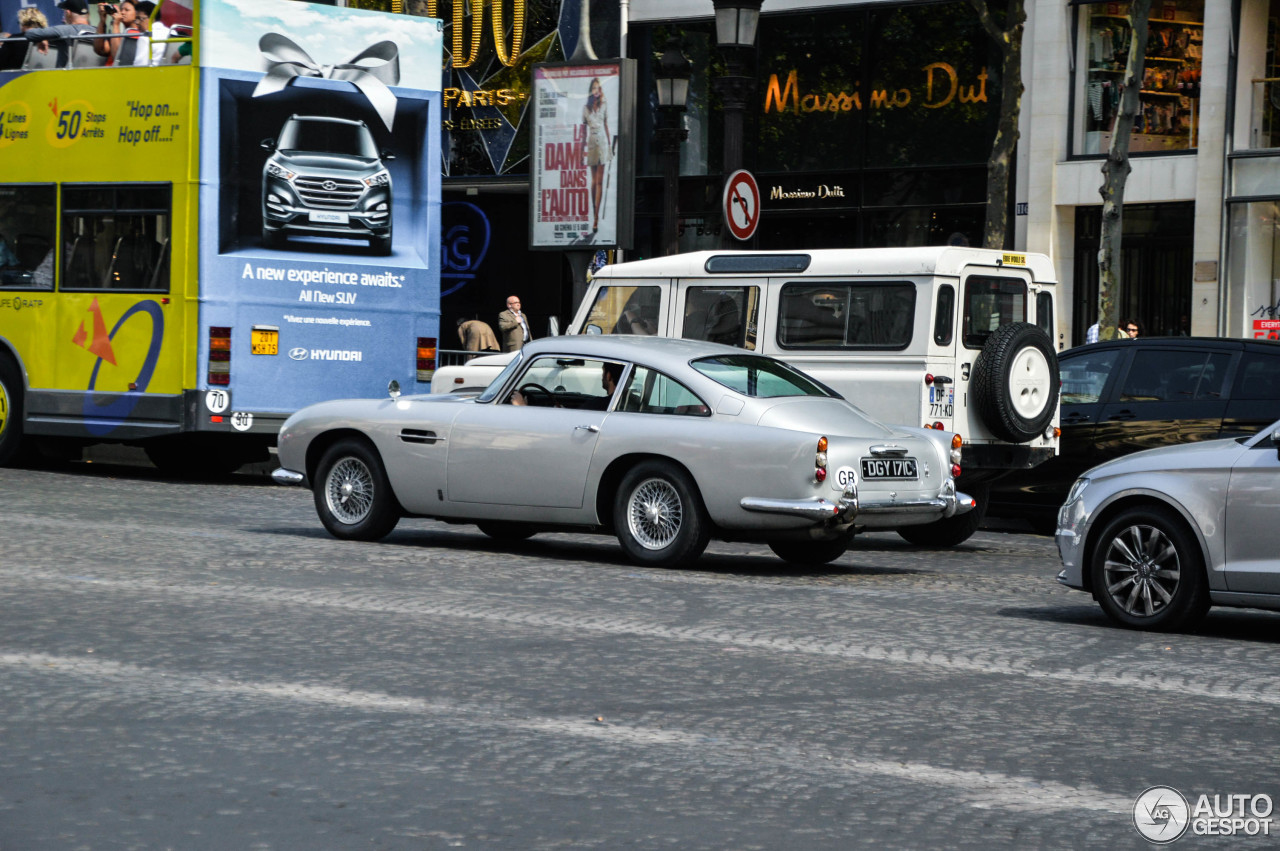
[627,477,683,550]
[325,457,375,525]
[1009,346,1052,420]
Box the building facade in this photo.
[298,0,1280,347]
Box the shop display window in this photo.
[1075,0,1203,154]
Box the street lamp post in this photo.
[654,41,691,256]
[711,0,761,244]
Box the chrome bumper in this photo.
[271,467,305,486]
[740,480,973,523]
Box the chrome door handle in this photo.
[574,424,600,433]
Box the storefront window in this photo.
[1226,201,1280,337]
[1074,0,1204,155]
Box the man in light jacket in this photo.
[498,295,533,352]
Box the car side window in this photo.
[582,285,662,335]
[1060,349,1120,404]
[618,366,710,416]
[509,356,617,409]
[933,284,954,346]
[1231,352,1280,401]
[681,286,759,350]
[777,283,915,349]
[1036,291,1054,338]
[1119,350,1226,403]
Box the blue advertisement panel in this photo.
[198,0,442,419]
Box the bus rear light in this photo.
[416,336,437,383]
[932,421,944,430]
[208,327,231,386]
[924,373,934,385]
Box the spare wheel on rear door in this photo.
[971,322,1059,443]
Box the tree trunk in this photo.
[969,0,1026,250]
[1097,0,1153,341]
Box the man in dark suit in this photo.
[498,295,532,352]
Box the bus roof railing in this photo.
[0,29,193,70]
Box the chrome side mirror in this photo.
[388,380,401,399]
[585,324,602,335]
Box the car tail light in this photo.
[924,373,934,385]
[417,336,436,383]
[815,436,828,482]
[951,464,962,478]
[932,421,944,430]
[208,326,231,386]
[950,433,963,465]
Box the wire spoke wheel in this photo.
[626,477,684,550]
[1103,523,1180,618]
[324,457,376,525]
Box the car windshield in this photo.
[691,355,838,398]
[279,120,379,159]
[477,353,524,403]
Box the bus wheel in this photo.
[0,357,34,468]
[314,439,401,541]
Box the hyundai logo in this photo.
[322,180,338,191]
[288,347,309,360]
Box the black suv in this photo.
[989,336,1280,532]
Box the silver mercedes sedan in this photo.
[1056,419,1280,630]
[273,336,973,567]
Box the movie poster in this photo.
[529,60,633,250]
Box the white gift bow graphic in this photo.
[253,33,401,131]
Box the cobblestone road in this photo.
[2,463,1278,849]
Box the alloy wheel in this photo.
[1102,523,1181,618]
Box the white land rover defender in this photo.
[432,247,1061,545]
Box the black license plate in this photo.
[860,458,918,480]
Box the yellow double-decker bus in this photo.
[0,0,442,474]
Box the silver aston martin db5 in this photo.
[273,337,974,566]
[1057,419,1280,630]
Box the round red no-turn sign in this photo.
[722,170,760,242]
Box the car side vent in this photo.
[400,429,442,445]
[704,254,811,274]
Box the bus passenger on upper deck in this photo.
[1,8,50,71]
[94,1,149,66]
[22,0,98,69]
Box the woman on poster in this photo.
[582,77,611,234]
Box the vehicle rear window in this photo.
[1232,352,1280,401]
[692,355,838,398]
[963,275,1026,349]
[777,283,915,350]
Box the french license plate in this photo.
[309,211,350,224]
[861,458,918,480]
[251,328,278,355]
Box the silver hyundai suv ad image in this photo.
[261,115,394,255]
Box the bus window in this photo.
[61,184,171,292]
[0,184,56,291]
